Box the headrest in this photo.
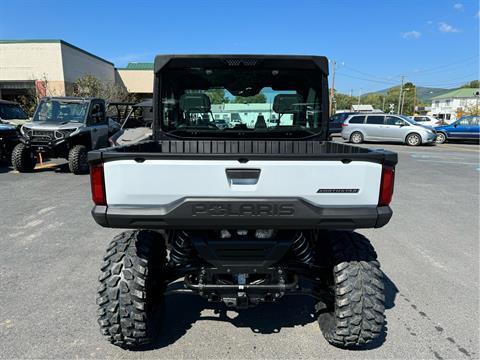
[180,93,211,112]
[272,94,304,114]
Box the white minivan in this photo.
[341,114,437,146]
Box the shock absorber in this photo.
[291,231,315,264]
[169,231,196,265]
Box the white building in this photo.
[430,88,480,123]
[0,40,155,101]
[0,40,115,99]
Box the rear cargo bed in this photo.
[88,140,397,230]
[89,140,397,165]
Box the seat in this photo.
[272,94,304,125]
[254,115,267,129]
[179,93,212,125]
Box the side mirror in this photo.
[454,123,458,127]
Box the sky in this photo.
[1,0,479,94]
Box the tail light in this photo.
[378,165,395,206]
[341,123,348,127]
[90,163,106,205]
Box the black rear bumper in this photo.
[91,198,392,230]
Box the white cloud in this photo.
[438,22,459,33]
[427,20,433,25]
[476,10,480,18]
[453,3,464,11]
[402,30,421,39]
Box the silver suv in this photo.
[341,114,436,146]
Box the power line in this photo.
[336,72,398,85]
[341,65,397,83]
[335,55,478,88]
[402,55,479,76]
[415,73,479,87]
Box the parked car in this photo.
[410,115,441,127]
[13,97,119,174]
[214,118,228,129]
[435,115,480,144]
[109,99,153,146]
[0,100,30,127]
[0,122,20,163]
[342,113,437,146]
[328,112,357,135]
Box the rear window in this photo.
[160,67,325,138]
[366,115,384,125]
[348,115,365,124]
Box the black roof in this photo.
[154,54,329,75]
[0,99,19,105]
[41,96,103,102]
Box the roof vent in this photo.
[224,59,259,67]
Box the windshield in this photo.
[399,115,416,124]
[33,100,89,123]
[160,67,325,138]
[0,103,28,120]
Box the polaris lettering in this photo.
[191,203,295,217]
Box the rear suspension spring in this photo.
[169,231,196,265]
[291,231,315,264]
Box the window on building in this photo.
[445,100,451,106]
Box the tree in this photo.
[460,80,480,88]
[206,89,229,104]
[233,93,267,103]
[464,103,480,116]
[334,92,357,111]
[71,74,129,102]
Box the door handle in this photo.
[226,168,261,185]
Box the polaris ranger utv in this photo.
[13,97,118,174]
[89,55,397,349]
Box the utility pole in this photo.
[329,60,337,116]
[358,88,362,106]
[413,86,416,115]
[382,95,386,111]
[397,75,405,114]
[400,88,410,114]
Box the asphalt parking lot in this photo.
[0,141,478,359]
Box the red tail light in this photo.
[378,165,395,206]
[90,163,106,205]
[342,123,348,126]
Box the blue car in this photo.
[435,115,480,144]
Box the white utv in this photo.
[89,55,397,349]
[108,99,153,146]
[13,97,118,174]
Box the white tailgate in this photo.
[104,160,382,206]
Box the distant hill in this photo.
[366,86,450,103]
